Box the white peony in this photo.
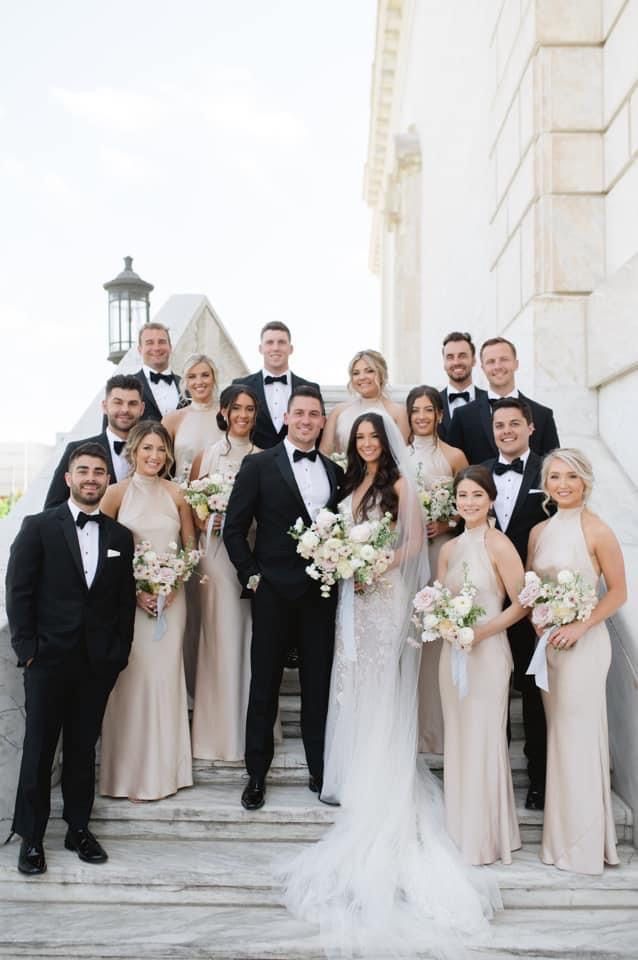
[349,522,372,543]
[423,613,438,629]
[336,559,354,579]
[458,627,475,649]
[300,530,320,551]
[450,594,472,617]
[359,544,376,562]
[557,569,575,585]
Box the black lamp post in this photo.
[104,256,154,363]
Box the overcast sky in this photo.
[0,0,379,444]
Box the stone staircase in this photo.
[0,672,636,959]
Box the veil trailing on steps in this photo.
[278,411,501,958]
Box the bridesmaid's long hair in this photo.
[344,413,400,522]
[125,421,174,478]
[216,384,259,454]
[406,385,443,445]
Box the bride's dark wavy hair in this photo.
[343,413,400,522]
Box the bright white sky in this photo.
[0,0,379,444]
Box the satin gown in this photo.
[99,474,193,800]
[530,506,618,874]
[439,524,520,865]
[410,435,454,754]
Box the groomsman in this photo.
[483,398,551,810]
[132,322,184,422]
[448,336,559,464]
[233,322,322,451]
[224,387,344,811]
[45,375,144,509]
[438,331,487,440]
[6,443,136,874]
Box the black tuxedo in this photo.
[224,443,343,781]
[5,504,136,842]
[132,368,183,422]
[232,371,322,450]
[483,451,551,789]
[438,386,487,442]
[45,433,116,511]
[448,392,559,465]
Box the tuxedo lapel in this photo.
[478,395,496,454]
[509,452,541,526]
[97,433,116,484]
[58,507,88,590]
[273,445,311,523]
[318,452,339,506]
[440,389,452,433]
[136,371,162,421]
[91,522,110,590]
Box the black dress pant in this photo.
[246,579,336,781]
[13,645,118,843]
[507,617,547,789]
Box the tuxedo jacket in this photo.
[438,386,487,442]
[447,391,559,465]
[132,368,184,422]
[223,443,344,599]
[45,433,116,511]
[5,503,136,669]
[482,451,553,564]
[232,371,322,450]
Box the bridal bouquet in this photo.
[133,540,201,598]
[181,471,237,532]
[411,564,485,649]
[289,509,395,598]
[415,469,455,523]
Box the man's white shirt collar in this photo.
[143,363,174,377]
[488,387,519,401]
[498,448,530,467]
[67,499,100,520]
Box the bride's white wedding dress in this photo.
[281,491,501,959]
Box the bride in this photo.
[281,411,500,958]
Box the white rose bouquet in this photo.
[415,469,456,524]
[181,472,237,530]
[347,512,395,590]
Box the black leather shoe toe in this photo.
[18,839,46,875]
[241,778,266,810]
[65,827,108,863]
[525,785,545,810]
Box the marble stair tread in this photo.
[0,901,637,959]
[0,837,637,909]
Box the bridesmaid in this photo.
[528,449,626,874]
[162,353,223,482]
[438,466,527,865]
[99,422,196,801]
[319,350,410,456]
[407,385,467,754]
[190,385,264,761]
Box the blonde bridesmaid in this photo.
[407,385,467,754]
[99,422,196,801]
[438,466,526,865]
[528,449,626,874]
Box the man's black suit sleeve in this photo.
[44,443,75,510]
[5,516,43,665]
[223,455,262,588]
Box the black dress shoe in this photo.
[241,778,266,810]
[308,775,322,794]
[18,839,46,875]
[65,827,108,863]
[525,785,545,810]
[285,647,299,669]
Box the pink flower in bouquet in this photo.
[413,584,440,613]
[531,603,553,628]
[518,571,542,607]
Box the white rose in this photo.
[300,531,320,551]
[450,594,472,616]
[349,522,372,544]
[423,613,438,629]
[336,559,354,579]
[557,569,575,585]
[458,627,475,649]
[315,509,337,531]
[359,544,376,563]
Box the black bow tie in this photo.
[494,458,524,476]
[264,374,288,385]
[448,391,470,403]
[293,448,318,463]
[113,440,126,456]
[76,512,104,529]
[149,371,174,385]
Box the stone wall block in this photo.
[629,87,638,155]
[606,157,638,274]
[507,143,536,230]
[539,46,603,132]
[603,0,638,124]
[604,103,631,188]
[520,204,538,305]
[537,132,604,194]
[495,97,521,204]
[496,228,522,327]
[537,195,605,292]
[518,60,537,156]
[490,2,536,149]
[535,0,603,43]
[587,250,638,386]
[603,0,629,37]
[495,0,523,85]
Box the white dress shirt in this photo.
[105,427,130,483]
[447,383,476,417]
[487,387,520,403]
[493,449,529,532]
[262,368,292,435]
[142,364,180,417]
[67,499,101,588]
[284,438,330,522]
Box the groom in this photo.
[224,386,344,810]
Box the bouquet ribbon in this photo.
[526,627,554,692]
[338,578,357,662]
[154,593,168,642]
[451,646,468,699]
[203,513,224,557]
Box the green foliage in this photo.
[0,492,22,518]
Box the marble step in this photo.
[30,782,633,844]
[1,836,636,911]
[193,737,531,786]
[0,901,637,958]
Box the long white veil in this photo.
[280,411,501,958]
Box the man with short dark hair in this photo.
[448,336,559,463]
[224,386,343,811]
[482,398,552,810]
[45,375,145,509]
[133,322,184,421]
[233,322,322,450]
[439,331,487,439]
[6,444,136,874]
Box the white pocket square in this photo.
[528,489,543,494]
[107,549,121,558]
